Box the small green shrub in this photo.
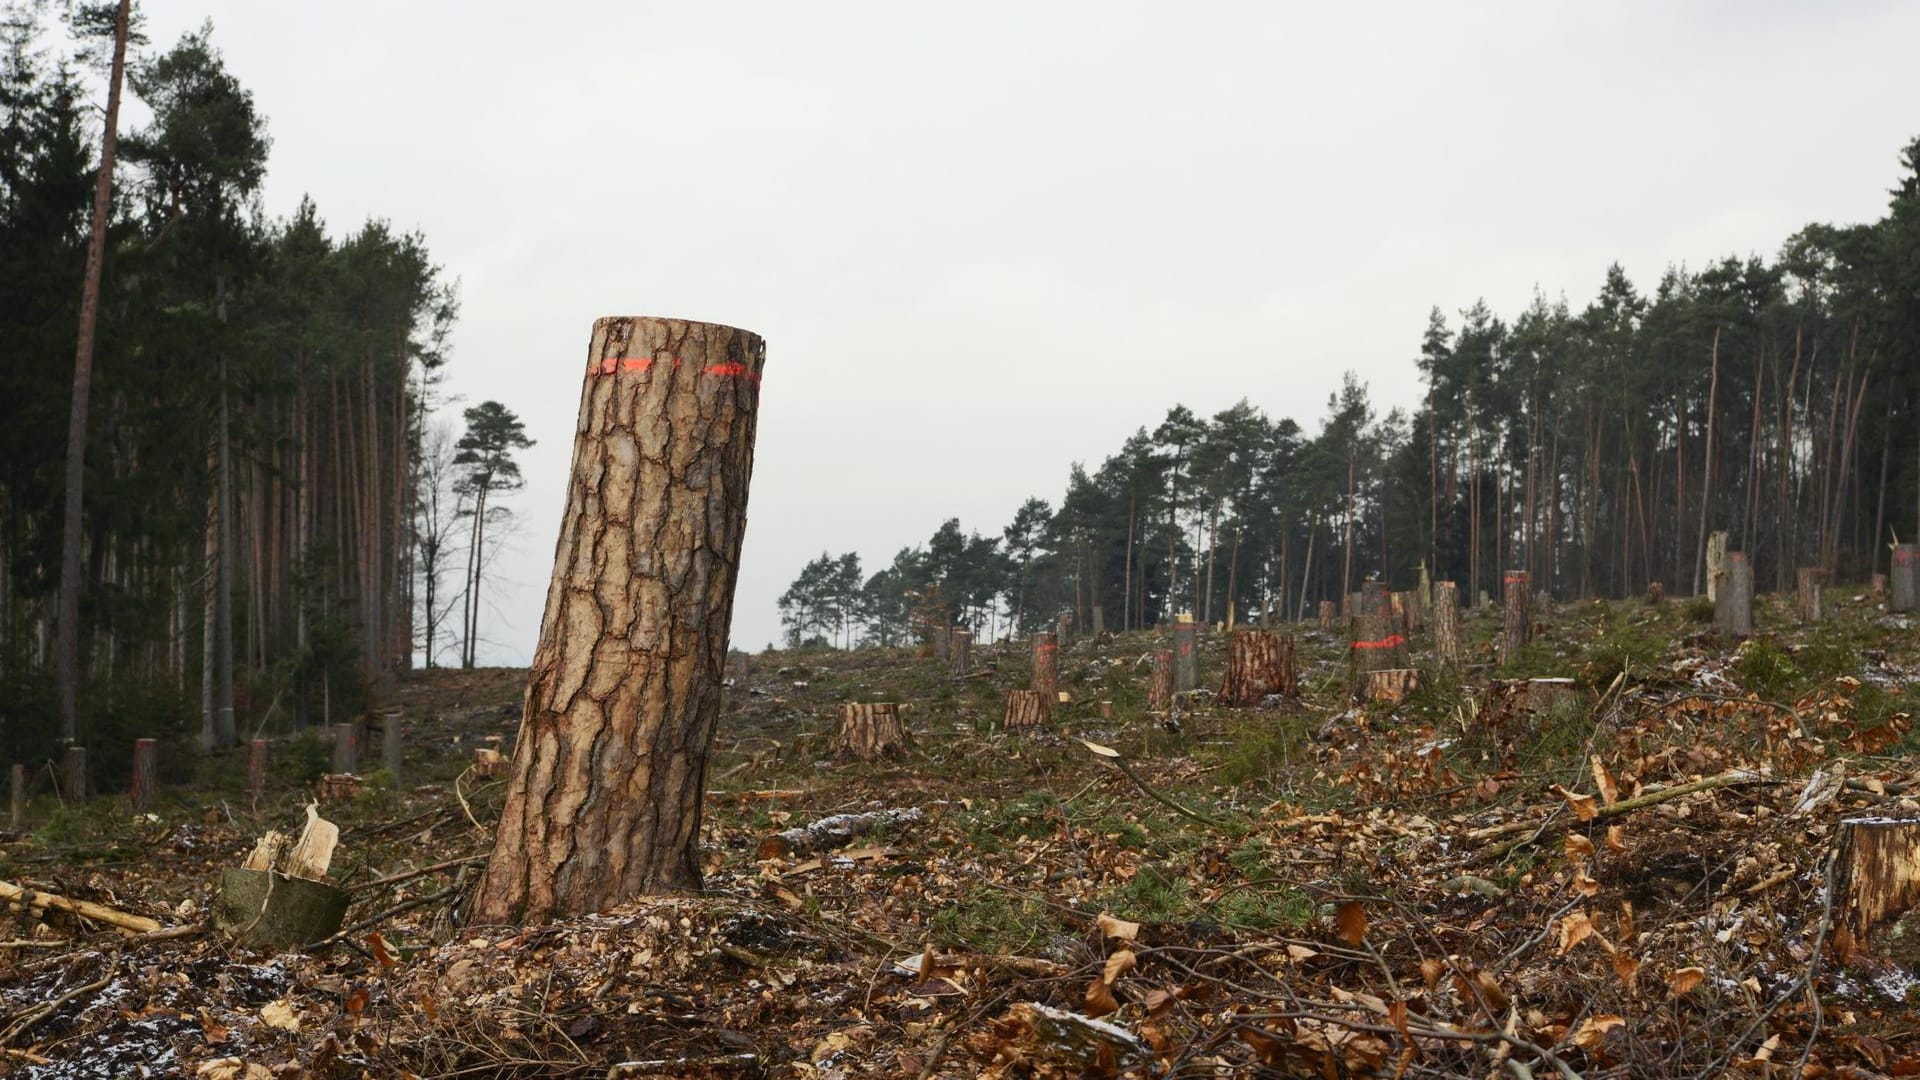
[1683,596,1716,623]
[1733,640,1801,700]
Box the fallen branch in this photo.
[1080,740,1224,827]
[350,854,487,894]
[758,807,924,859]
[1476,770,1767,862]
[0,880,160,935]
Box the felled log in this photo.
[1148,649,1173,710]
[1501,570,1531,662]
[1004,689,1049,732]
[1834,817,1920,959]
[1894,545,1919,613]
[756,806,924,859]
[0,879,159,935]
[1714,552,1754,638]
[997,1002,1149,1074]
[1433,581,1462,671]
[831,702,911,762]
[1358,667,1421,704]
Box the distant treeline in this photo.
[782,136,1920,649]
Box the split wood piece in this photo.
[1894,544,1920,613]
[61,745,85,804]
[129,739,157,811]
[0,879,160,935]
[1359,668,1421,704]
[1002,1002,1150,1075]
[1031,631,1059,699]
[1833,817,1920,959]
[1433,581,1462,671]
[246,739,269,805]
[284,804,339,881]
[1715,551,1754,638]
[1500,570,1531,663]
[1148,649,1173,711]
[1004,689,1049,732]
[8,764,22,829]
[832,702,911,763]
[756,806,924,859]
[1218,629,1297,706]
[1171,618,1198,693]
[1706,530,1730,602]
[1317,600,1334,632]
[950,628,972,675]
[1796,567,1825,624]
[241,830,287,871]
[331,722,357,775]
[473,317,766,926]
[314,774,361,803]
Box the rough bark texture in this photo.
[1796,567,1825,624]
[1218,629,1282,707]
[1350,582,1407,697]
[1172,619,1198,693]
[1715,552,1754,639]
[130,738,156,811]
[1705,531,1729,601]
[950,628,972,675]
[214,868,350,950]
[1525,677,1579,714]
[1893,544,1920,613]
[62,746,85,803]
[1501,570,1531,663]
[1359,668,1421,704]
[1031,631,1059,700]
[832,703,911,762]
[1148,648,1173,710]
[1056,612,1073,647]
[1646,580,1665,605]
[1004,689,1048,732]
[931,623,950,661]
[1317,601,1334,632]
[1433,581,1462,671]
[474,317,764,925]
[1834,818,1920,960]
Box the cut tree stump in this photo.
[1646,580,1665,605]
[1706,530,1729,602]
[1715,552,1754,638]
[61,745,85,804]
[1526,677,1579,714]
[831,702,911,762]
[1148,649,1173,711]
[471,746,507,780]
[314,774,360,803]
[1873,573,1889,605]
[331,723,357,775]
[1833,817,1920,960]
[1002,1002,1150,1074]
[1433,581,1462,672]
[1004,689,1049,732]
[1317,600,1334,631]
[1172,618,1197,693]
[951,628,972,675]
[1218,629,1297,705]
[247,739,269,807]
[1031,631,1059,699]
[215,805,348,949]
[130,738,156,811]
[1359,667,1421,704]
[1098,700,1113,719]
[1796,567,1825,624]
[378,708,404,784]
[1056,611,1073,647]
[1501,570,1531,663]
[1894,545,1920,613]
[931,623,950,661]
[1350,582,1407,699]
[473,317,765,925]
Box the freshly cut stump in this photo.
[832,702,910,762]
[214,868,350,950]
[1796,567,1824,624]
[1894,545,1920,613]
[1833,817,1920,960]
[1004,689,1048,732]
[1359,667,1421,704]
[1317,600,1334,632]
[950,628,972,675]
[1148,649,1173,710]
[1218,629,1297,705]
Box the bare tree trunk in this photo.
[55,0,131,746]
[1692,327,1720,596]
[217,356,236,747]
[1501,570,1531,663]
[474,317,766,924]
[1433,581,1461,672]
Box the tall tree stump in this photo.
[62,745,85,804]
[1833,818,1920,960]
[1705,530,1729,601]
[331,723,357,775]
[950,628,972,675]
[1317,601,1334,631]
[474,316,765,925]
[832,703,910,762]
[1500,571,1531,663]
[247,739,269,808]
[1350,582,1407,700]
[1148,648,1173,710]
[1796,567,1825,624]
[1715,552,1754,638]
[1172,618,1198,693]
[1031,631,1059,700]
[1219,629,1290,706]
[130,738,157,811]
[1433,581,1462,672]
[1004,690,1048,732]
[10,764,23,828]
[1893,544,1920,613]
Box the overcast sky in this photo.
[135,1,1919,663]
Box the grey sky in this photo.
[140,1,1919,662]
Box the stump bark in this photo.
[1646,580,1665,605]
[930,622,950,661]
[1433,581,1462,672]
[1004,689,1048,732]
[1171,619,1197,693]
[1350,582,1407,699]
[1833,817,1920,960]
[1796,567,1824,624]
[247,739,269,806]
[950,628,972,675]
[1055,611,1073,647]
[1893,544,1920,613]
[1031,631,1059,700]
[1706,530,1729,601]
[474,316,765,925]
[1359,668,1421,704]
[1148,649,1173,710]
[61,745,85,803]
[832,703,911,762]
[1714,551,1754,639]
[380,709,404,784]
[1317,600,1334,632]
[1500,570,1531,663]
[130,738,156,811]
[1218,629,1291,706]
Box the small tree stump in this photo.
[1317,600,1334,631]
[472,746,507,779]
[1833,817,1920,960]
[214,868,351,950]
[1219,629,1283,707]
[951,628,972,675]
[1872,573,1889,604]
[1004,689,1048,732]
[1056,611,1073,647]
[1172,618,1197,693]
[1031,631,1059,699]
[379,708,404,784]
[832,702,911,762]
[1796,567,1825,624]
[1501,570,1531,663]
[1359,668,1421,704]
[1090,604,1105,635]
[61,745,86,804]
[1526,677,1579,714]
[1893,545,1920,613]
[1646,580,1665,605]
[314,774,360,803]
[1706,530,1729,601]
[247,739,269,806]
[1148,649,1173,710]
[130,738,157,811]
[1350,582,1407,698]
[1098,700,1113,719]
[930,623,950,661]
[331,723,357,775]
[1715,552,1754,638]
[1433,581,1462,672]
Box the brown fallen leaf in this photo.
[1556,910,1596,955]
[1102,948,1137,985]
[1336,901,1368,947]
[1668,966,1706,997]
[1552,784,1599,822]
[1591,756,1619,807]
[1097,912,1141,941]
